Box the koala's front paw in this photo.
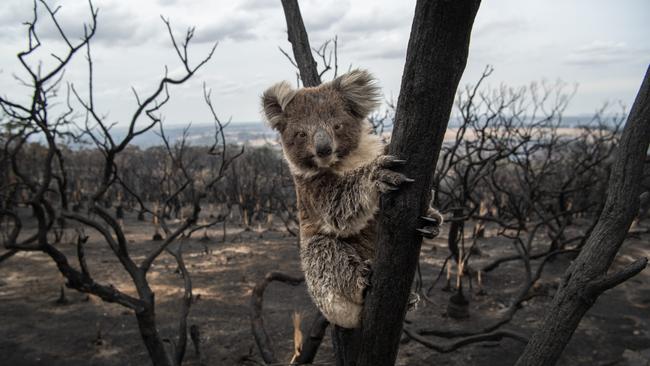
[417,207,444,239]
[371,155,414,193]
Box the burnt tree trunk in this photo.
[332,326,361,366]
[280,0,321,87]
[250,272,304,364]
[447,207,464,262]
[294,313,330,364]
[357,1,481,365]
[136,306,174,366]
[514,66,650,366]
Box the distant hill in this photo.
[40,115,613,148]
[86,121,279,148]
[120,115,600,147]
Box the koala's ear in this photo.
[261,81,297,131]
[331,69,381,119]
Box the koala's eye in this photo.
[295,131,307,138]
[334,124,343,130]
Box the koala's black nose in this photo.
[314,128,333,158]
[316,145,332,157]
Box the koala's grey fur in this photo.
[262,69,442,328]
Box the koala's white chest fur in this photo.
[318,125,384,236]
[331,125,384,173]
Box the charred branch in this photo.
[250,271,305,364]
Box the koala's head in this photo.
[262,69,381,174]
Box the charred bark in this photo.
[280,0,321,87]
[332,326,361,366]
[447,207,464,262]
[356,1,481,365]
[136,306,174,366]
[0,249,18,264]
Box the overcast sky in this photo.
[1,0,648,126]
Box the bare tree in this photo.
[401,73,627,356]
[0,2,240,365]
[514,65,650,366]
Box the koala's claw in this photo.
[377,175,413,193]
[375,173,414,192]
[420,216,440,225]
[372,155,414,193]
[418,210,443,239]
[416,227,438,239]
[380,184,399,192]
[375,155,407,168]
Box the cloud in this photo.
[301,0,351,32]
[337,7,408,35]
[333,32,408,61]
[365,46,406,60]
[565,40,646,66]
[237,0,279,10]
[192,15,258,43]
[91,6,160,45]
[0,2,41,40]
[295,4,412,62]
[335,18,410,61]
[18,2,162,46]
[474,18,529,38]
[191,74,268,96]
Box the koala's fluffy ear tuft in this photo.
[332,69,381,119]
[261,81,297,131]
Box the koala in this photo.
[261,69,442,328]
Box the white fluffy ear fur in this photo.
[261,81,297,131]
[332,69,382,119]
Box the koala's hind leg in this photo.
[300,234,370,328]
